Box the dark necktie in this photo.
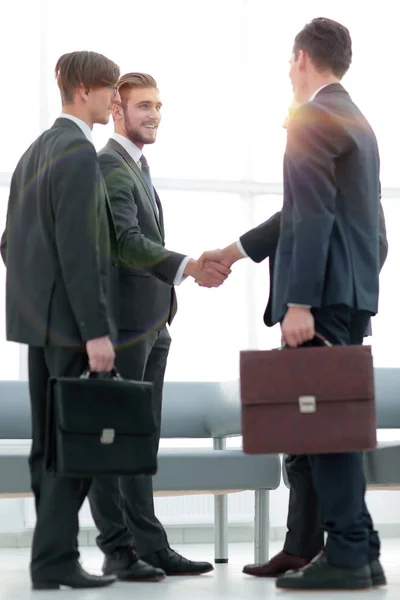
[139,154,159,216]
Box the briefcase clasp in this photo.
[100,429,115,444]
[298,396,316,413]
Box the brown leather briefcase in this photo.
[240,339,376,455]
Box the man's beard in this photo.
[122,107,151,146]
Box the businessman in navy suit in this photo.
[199,17,388,591]
[265,18,385,591]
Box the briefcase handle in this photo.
[280,332,333,350]
[80,368,123,380]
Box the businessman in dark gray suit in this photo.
[1,51,120,590]
[88,72,225,581]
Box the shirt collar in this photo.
[111,132,143,164]
[309,84,330,102]
[59,113,93,143]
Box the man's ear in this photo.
[297,49,307,72]
[112,102,123,120]
[76,83,90,103]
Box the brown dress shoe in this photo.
[243,550,310,577]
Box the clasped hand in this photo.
[185,244,244,288]
[193,246,240,288]
[185,253,230,288]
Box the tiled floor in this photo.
[0,539,399,599]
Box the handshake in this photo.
[184,242,244,288]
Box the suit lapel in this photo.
[106,138,163,237]
[154,189,165,238]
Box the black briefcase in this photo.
[45,369,158,477]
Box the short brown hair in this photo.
[117,72,158,104]
[294,17,352,78]
[55,51,120,104]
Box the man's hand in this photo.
[198,242,244,270]
[86,336,115,372]
[184,258,230,288]
[281,306,315,348]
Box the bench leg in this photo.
[213,437,228,563]
[214,494,228,563]
[254,489,269,564]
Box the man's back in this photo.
[2,118,115,347]
[273,84,381,324]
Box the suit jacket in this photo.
[240,202,388,330]
[98,139,186,332]
[270,83,383,325]
[240,211,280,327]
[0,118,117,347]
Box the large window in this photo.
[1,0,400,539]
[369,197,400,367]
[0,4,41,171]
[1,0,399,381]
[162,190,253,380]
[0,187,22,380]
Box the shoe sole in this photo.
[243,572,281,578]
[165,567,214,576]
[104,568,166,582]
[372,575,387,588]
[32,582,61,590]
[32,580,115,590]
[276,577,373,591]
[117,574,166,582]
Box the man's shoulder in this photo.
[40,125,96,164]
[98,143,134,187]
[287,102,329,140]
[14,128,94,182]
[289,92,356,138]
[314,87,376,140]
[98,141,125,165]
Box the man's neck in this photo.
[61,106,93,130]
[114,128,144,150]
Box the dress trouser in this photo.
[88,326,172,556]
[28,345,90,580]
[282,305,380,568]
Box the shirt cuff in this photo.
[236,239,248,258]
[174,256,191,285]
[287,303,312,308]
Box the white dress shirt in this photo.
[59,113,93,143]
[111,133,189,285]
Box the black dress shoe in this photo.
[141,547,214,576]
[103,546,165,581]
[276,554,372,591]
[370,558,387,587]
[32,564,116,590]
